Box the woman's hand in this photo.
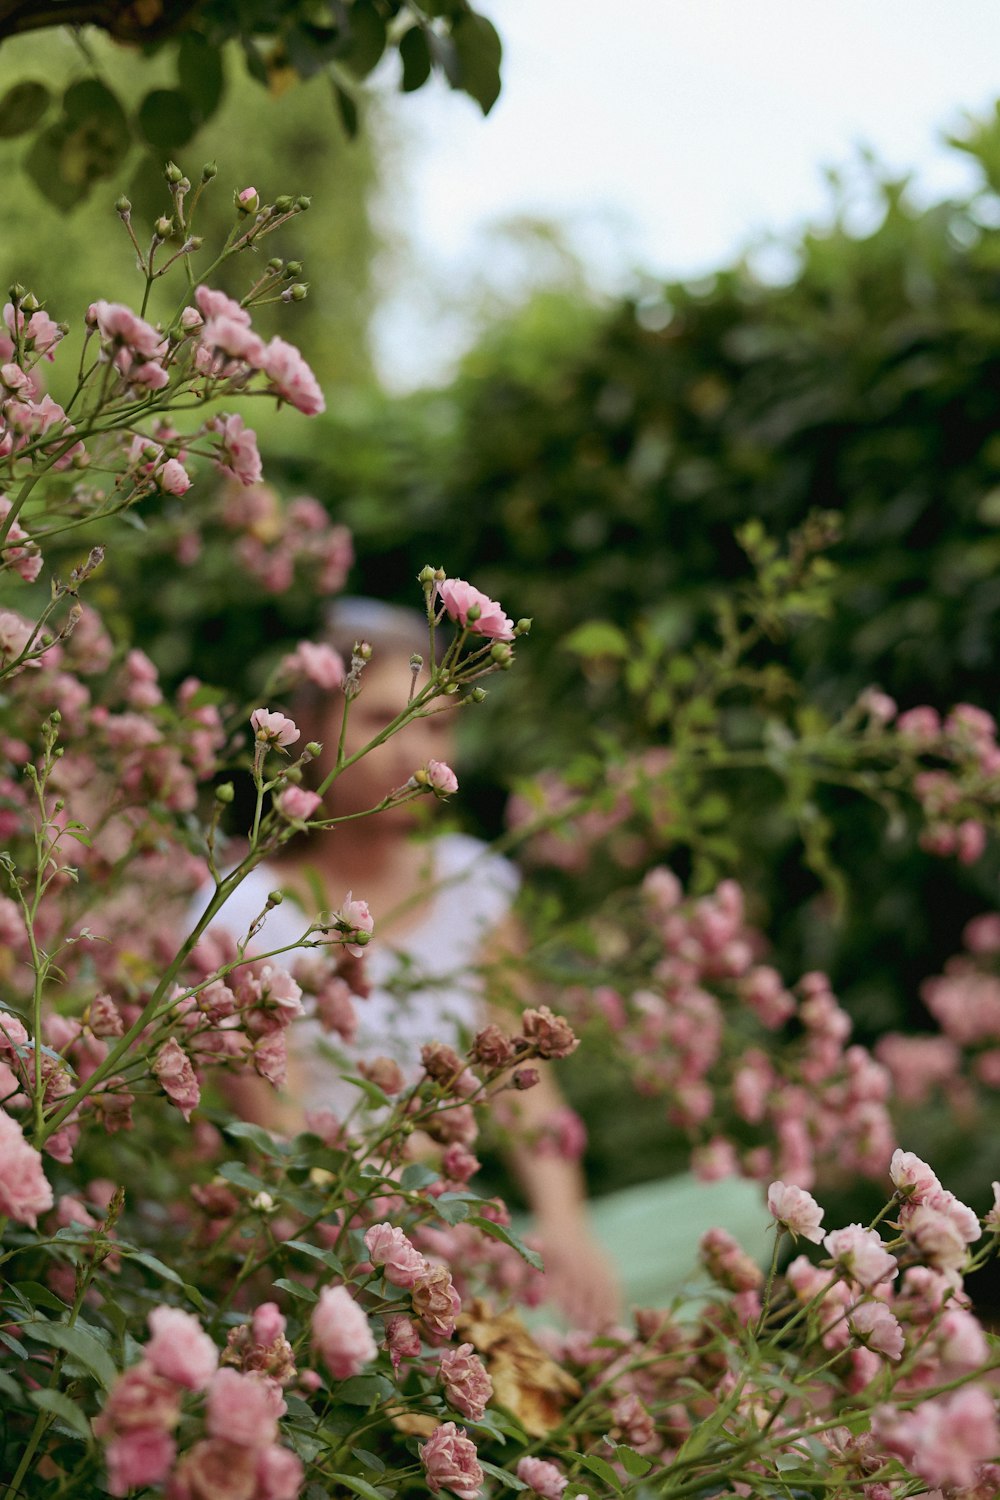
[534,1213,621,1330]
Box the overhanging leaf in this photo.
[23,1321,117,1389]
[0,80,50,138]
[466,1214,543,1271]
[29,1387,92,1441]
[399,26,431,93]
[451,13,502,114]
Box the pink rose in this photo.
[262,337,325,417]
[280,640,345,690]
[520,1006,578,1060]
[823,1225,898,1289]
[311,1284,376,1380]
[436,577,514,641]
[145,1305,218,1391]
[889,1149,941,1204]
[251,708,300,748]
[255,1444,304,1500]
[275,786,322,822]
[848,1301,904,1360]
[873,1386,1000,1491]
[196,286,251,325]
[384,1314,422,1371]
[168,1437,257,1499]
[767,1180,825,1243]
[516,1457,568,1498]
[439,1343,493,1422]
[105,1428,176,1497]
[252,1303,286,1347]
[213,413,262,487]
[412,1265,461,1340]
[206,1367,281,1449]
[363,1222,428,1288]
[91,300,164,358]
[419,1421,484,1500]
[424,759,459,797]
[0,1108,53,1226]
[94,1360,182,1436]
[152,1038,201,1121]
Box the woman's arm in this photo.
[481,916,621,1329]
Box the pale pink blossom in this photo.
[145,1305,218,1391]
[251,708,300,748]
[311,1284,376,1379]
[767,1181,825,1243]
[199,315,267,369]
[698,1227,764,1293]
[280,640,345,690]
[157,458,191,495]
[936,1306,990,1370]
[364,1222,428,1288]
[90,300,164,358]
[206,1367,280,1448]
[105,1429,176,1496]
[384,1314,422,1371]
[0,1107,53,1225]
[439,1343,493,1422]
[94,1360,182,1435]
[873,1386,1000,1490]
[195,286,251,326]
[4,302,64,357]
[611,1391,655,1448]
[253,1031,288,1086]
[984,1181,1000,1234]
[823,1224,898,1288]
[889,1149,941,1204]
[437,577,514,641]
[896,705,941,744]
[167,1437,257,1498]
[419,1421,484,1500]
[252,1303,287,1348]
[957,818,987,864]
[423,759,459,797]
[213,413,262,486]
[904,1203,972,1273]
[965,913,1000,954]
[255,1444,304,1500]
[275,786,322,822]
[874,1033,960,1105]
[329,891,374,956]
[516,1457,568,1498]
[847,1300,904,1360]
[152,1038,201,1120]
[928,1187,981,1244]
[262,337,325,416]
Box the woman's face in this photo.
[318,651,455,820]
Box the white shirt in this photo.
[191,833,518,1115]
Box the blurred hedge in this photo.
[111,116,1000,1050]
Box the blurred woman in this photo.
[197,598,619,1328]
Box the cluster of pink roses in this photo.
[189,285,325,416]
[95,1304,303,1499]
[860,693,1000,863]
[215,484,354,595]
[560,867,895,1189]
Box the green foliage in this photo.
[223,118,1000,1046]
[0,1,502,207]
[0,33,381,389]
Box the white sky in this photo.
[373,1,1000,389]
